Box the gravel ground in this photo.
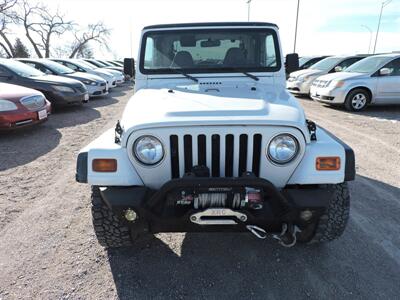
[0,87,399,299]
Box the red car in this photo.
[0,83,51,130]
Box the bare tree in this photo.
[0,0,18,57]
[69,22,110,58]
[17,0,74,58]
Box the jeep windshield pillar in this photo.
[76,22,355,248]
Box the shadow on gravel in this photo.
[322,104,400,122]
[0,123,61,171]
[0,103,103,171]
[106,176,400,299]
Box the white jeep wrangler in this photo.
[76,22,355,248]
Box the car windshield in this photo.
[42,59,74,74]
[345,56,390,74]
[73,60,95,70]
[299,57,311,66]
[1,59,44,77]
[140,28,281,74]
[310,57,343,71]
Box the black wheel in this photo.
[91,186,134,248]
[344,89,370,111]
[298,183,350,244]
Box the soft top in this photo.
[143,22,278,30]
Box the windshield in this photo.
[310,57,343,71]
[1,59,44,77]
[140,28,281,74]
[73,60,95,70]
[42,59,74,74]
[299,57,311,66]
[345,56,390,74]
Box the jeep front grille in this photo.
[169,134,262,178]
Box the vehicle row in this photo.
[0,58,128,130]
[287,53,400,111]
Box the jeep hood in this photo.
[120,88,308,143]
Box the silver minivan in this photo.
[310,54,400,111]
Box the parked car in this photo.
[310,53,400,111]
[298,56,329,70]
[107,60,123,67]
[83,58,124,73]
[0,59,89,107]
[80,59,125,84]
[287,55,368,95]
[76,22,355,249]
[51,58,117,89]
[18,58,109,98]
[0,82,51,130]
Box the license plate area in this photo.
[38,109,47,120]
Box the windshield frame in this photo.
[139,28,282,75]
[309,57,344,71]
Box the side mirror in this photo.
[379,68,392,76]
[334,66,343,72]
[285,53,299,75]
[124,58,135,78]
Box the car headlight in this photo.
[133,135,164,165]
[82,79,97,86]
[0,99,18,112]
[267,134,299,164]
[331,80,345,88]
[52,85,75,93]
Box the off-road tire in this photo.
[91,186,134,248]
[344,89,370,111]
[299,183,350,244]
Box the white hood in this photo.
[314,71,367,82]
[120,87,308,143]
[290,69,324,79]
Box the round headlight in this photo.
[133,135,164,165]
[267,134,299,164]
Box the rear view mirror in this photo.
[124,58,135,78]
[334,66,343,72]
[379,68,392,76]
[180,35,196,47]
[200,39,221,47]
[285,53,299,75]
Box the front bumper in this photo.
[87,84,108,97]
[310,86,347,104]
[286,80,312,95]
[48,91,89,106]
[95,176,329,234]
[0,101,51,130]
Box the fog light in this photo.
[124,208,137,222]
[300,210,313,221]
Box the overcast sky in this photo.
[37,0,400,58]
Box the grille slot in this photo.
[169,133,262,178]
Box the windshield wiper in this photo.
[168,68,198,83]
[242,72,259,81]
[224,68,259,81]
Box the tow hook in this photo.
[272,223,301,248]
[246,225,268,239]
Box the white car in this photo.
[52,59,117,89]
[310,54,400,111]
[287,55,368,95]
[75,22,355,249]
[79,59,125,85]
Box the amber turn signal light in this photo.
[92,159,117,172]
[316,157,340,171]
